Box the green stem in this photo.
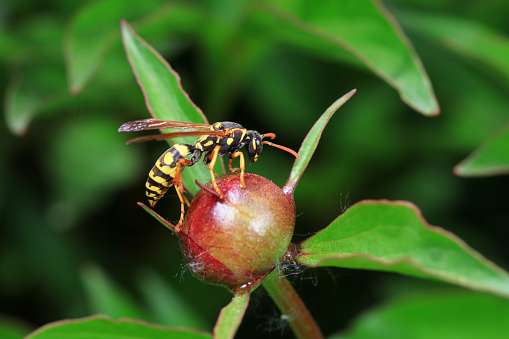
[262,267,323,339]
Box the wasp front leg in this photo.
[229,151,246,188]
[228,158,239,173]
[204,151,220,177]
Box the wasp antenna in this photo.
[263,141,300,159]
[262,133,276,140]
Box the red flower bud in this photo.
[178,172,295,288]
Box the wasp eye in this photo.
[248,138,262,162]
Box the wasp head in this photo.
[246,130,263,163]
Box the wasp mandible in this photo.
[119,119,299,226]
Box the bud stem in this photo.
[262,267,323,339]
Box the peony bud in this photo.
[178,172,295,289]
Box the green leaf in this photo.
[213,290,250,339]
[334,291,509,339]
[120,20,216,195]
[0,315,31,339]
[136,270,209,330]
[80,264,146,320]
[2,18,67,135]
[46,116,142,229]
[263,0,439,115]
[283,89,356,195]
[454,124,509,176]
[399,11,509,88]
[0,16,62,63]
[26,315,212,339]
[4,65,68,136]
[64,0,161,94]
[297,200,509,298]
[4,72,41,136]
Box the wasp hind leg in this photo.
[173,158,191,230]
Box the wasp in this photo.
[119,119,299,226]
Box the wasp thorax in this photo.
[177,172,295,288]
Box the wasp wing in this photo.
[125,130,227,145]
[118,119,211,133]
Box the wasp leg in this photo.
[203,151,220,176]
[228,158,240,173]
[229,151,246,188]
[207,145,224,198]
[173,158,191,230]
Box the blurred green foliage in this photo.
[1,0,509,338]
[333,290,509,339]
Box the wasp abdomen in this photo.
[145,143,194,207]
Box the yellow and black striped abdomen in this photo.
[145,143,194,207]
